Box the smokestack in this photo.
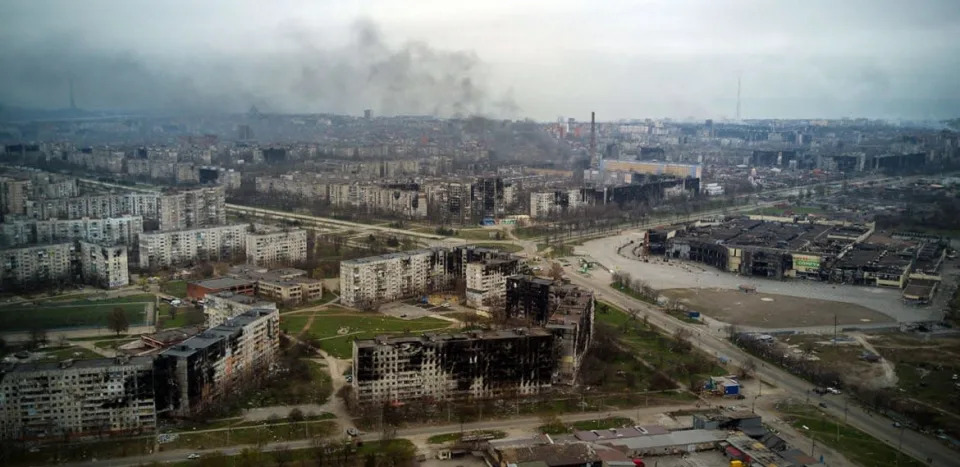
[590,111,597,170]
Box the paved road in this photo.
[70,404,699,466]
[565,268,954,466]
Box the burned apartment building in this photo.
[0,356,156,440]
[340,245,516,308]
[465,258,519,309]
[352,328,557,404]
[506,275,595,384]
[154,308,280,417]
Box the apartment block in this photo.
[340,248,457,308]
[0,242,73,287]
[465,258,519,309]
[138,224,247,269]
[530,189,586,218]
[505,276,595,384]
[79,241,129,289]
[155,308,280,417]
[340,245,515,308]
[203,292,278,327]
[0,177,31,215]
[24,192,160,221]
[244,228,307,266]
[352,329,557,404]
[0,356,156,440]
[158,186,226,231]
[0,215,143,247]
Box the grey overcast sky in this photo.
[1,0,958,120]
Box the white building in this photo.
[0,356,157,440]
[79,241,129,289]
[158,186,226,231]
[138,224,247,269]
[339,248,456,308]
[530,189,586,218]
[464,259,519,309]
[244,228,307,266]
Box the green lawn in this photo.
[779,403,925,467]
[0,302,149,332]
[457,228,505,240]
[238,360,333,406]
[156,306,204,329]
[595,301,726,387]
[572,417,635,431]
[470,242,523,253]
[283,312,450,358]
[161,280,188,298]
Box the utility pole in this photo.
[834,314,838,347]
[895,426,905,466]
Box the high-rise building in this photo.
[155,308,280,417]
[0,243,74,287]
[138,224,247,269]
[0,356,157,440]
[79,241,129,289]
[244,228,307,266]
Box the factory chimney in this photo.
[590,111,597,170]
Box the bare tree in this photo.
[106,307,130,336]
[548,262,564,281]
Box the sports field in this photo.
[0,294,153,332]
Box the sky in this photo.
[0,0,958,120]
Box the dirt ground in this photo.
[661,288,894,328]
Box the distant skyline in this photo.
[1,0,958,120]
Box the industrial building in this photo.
[244,228,307,266]
[155,308,280,417]
[0,356,157,441]
[138,224,247,269]
[352,328,557,404]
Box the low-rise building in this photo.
[186,277,256,300]
[0,356,156,440]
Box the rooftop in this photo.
[192,277,256,290]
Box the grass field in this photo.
[778,402,925,467]
[427,430,507,444]
[161,280,188,298]
[0,300,150,332]
[595,301,726,387]
[164,421,338,451]
[156,306,204,329]
[457,228,504,240]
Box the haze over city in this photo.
[1,0,959,119]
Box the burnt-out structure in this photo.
[752,150,798,167]
[665,217,873,281]
[505,275,595,384]
[154,308,279,417]
[583,176,700,207]
[352,328,557,404]
[0,356,157,440]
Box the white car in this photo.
[826,387,841,395]
[187,453,200,460]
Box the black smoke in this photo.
[0,18,519,118]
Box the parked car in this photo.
[347,428,359,437]
[187,453,200,460]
